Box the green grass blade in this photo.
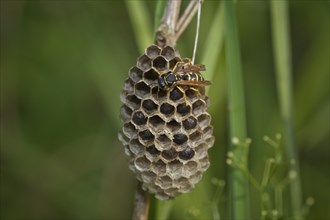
[224,0,249,218]
[201,1,225,95]
[270,1,303,219]
[125,0,153,52]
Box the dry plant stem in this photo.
[176,0,203,41]
[132,181,150,220]
[156,0,181,47]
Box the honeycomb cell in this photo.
[205,136,215,148]
[151,87,167,100]
[177,103,191,116]
[142,99,158,113]
[183,160,198,176]
[123,122,137,139]
[170,87,184,101]
[157,134,171,145]
[156,175,172,189]
[146,144,160,155]
[161,148,178,161]
[200,156,210,171]
[135,81,151,98]
[139,129,154,141]
[132,111,147,126]
[141,170,157,184]
[129,66,143,83]
[152,56,168,71]
[118,131,130,146]
[189,171,203,184]
[124,145,133,157]
[129,139,145,156]
[135,156,151,171]
[146,45,161,59]
[192,99,206,116]
[189,131,202,143]
[137,55,152,71]
[152,159,167,175]
[160,103,175,115]
[120,105,133,123]
[123,78,134,94]
[144,68,159,85]
[182,116,197,130]
[126,95,141,109]
[173,133,188,145]
[166,120,181,132]
[179,148,195,160]
[195,143,208,156]
[169,57,181,69]
[167,159,183,179]
[198,114,211,129]
[203,125,213,137]
[161,46,176,60]
[149,115,165,129]
[185,89,198,101]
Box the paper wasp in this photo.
[157,60,211,91]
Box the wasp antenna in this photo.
[192,0,201,64]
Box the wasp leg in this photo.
[175,86,190,105]
[188,87,204,99]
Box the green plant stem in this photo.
[224,0,249,219]
[125,0,153,53]
[270,1,302,219]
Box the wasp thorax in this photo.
[119,44,214,200]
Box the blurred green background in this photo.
[0,1,329,220]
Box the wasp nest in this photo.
[118,45,214,200]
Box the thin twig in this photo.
[192,0,201,64]
[156,0,182,47]
[175,0,204,42]
[132,181,150,220]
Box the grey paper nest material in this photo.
[118,45,214,200]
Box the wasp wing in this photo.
[176,80,211,87]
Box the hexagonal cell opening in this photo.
[161,148,178,161]
[142,99,158,113]
[182,116,197,130]
[167,159,183,179]
[123,122,137,139]
[135,156,151,171]
[161,46,176,60]
[185,89,199,101]
[189,131,202,143]
[179,148,195,160]
[183,160,198,175]
[198,114,211,129]
[120,105,133,122]
[118,131,130,146]
[173,133,188,145]
[189,171,203,184]
[135,81,151,98]
[166,120,181,132]
[200,156,210,171]
[152,56,168,71]
[139,129,155,141]
[195,143,208,155]
[157,134,171,145]
[132,111,148,126]
[124,145,133,157]
[177,103,191,116]
[123,78,134,94]
[160,103,175,115]
[140,170,157,184]
[170,87,184,101]
[205,136,215,148]
[126,95,141,109]
[137,54,152,71]
[156,175,173,189]
[151,87,167,101]
[149,115,165,129]
[192,100,206,116]
[146,144,160,155]
[203,125,213,137]
[129,66,143,83]
[129,138,145,156]
[169,57,181,69]
[146,45,161,59]
[152,159,167,175]
[143,68,159,85]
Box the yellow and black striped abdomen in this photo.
[181,72,205,81]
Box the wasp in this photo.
[157,60,211,91]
